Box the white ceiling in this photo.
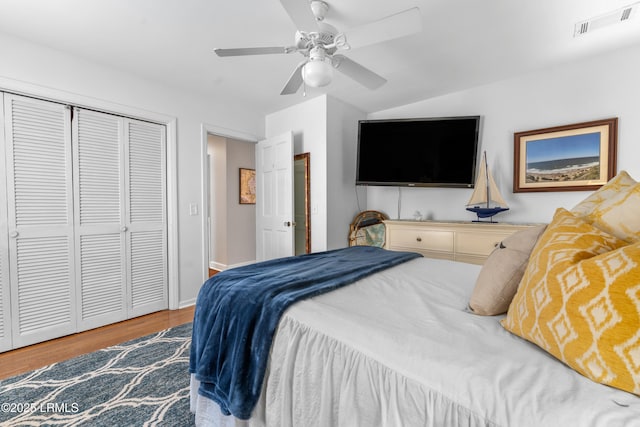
[1,0,639,116]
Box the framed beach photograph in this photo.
[239,168,256,204]
[514,118,617,193]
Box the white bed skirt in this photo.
[190,313,494,427]
[190,258,640,427]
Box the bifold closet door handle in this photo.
[9,231,18,238]
[121,226,128,232]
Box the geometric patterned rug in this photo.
[0,323,194,426]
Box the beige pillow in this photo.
[469,225,546,316]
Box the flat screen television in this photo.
[356,116,480,188]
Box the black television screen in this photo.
[356,116,480,188]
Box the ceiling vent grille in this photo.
[574,3,638,37]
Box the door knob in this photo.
[284,221,291,227]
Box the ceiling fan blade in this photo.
[344,7,422,50]
[333,55,386,90]
[280,61,307,95]
[214,47,293,57]
[279,0,320,31]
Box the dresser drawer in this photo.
[388,228,454,252]
[455,231,510,256]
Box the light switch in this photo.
[189,203,198,216]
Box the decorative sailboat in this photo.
[466,151,509,222]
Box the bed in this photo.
[190,172,640,427]
[190,257,639,426]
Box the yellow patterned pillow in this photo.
[572,170,636,217]
[571,171,640,243]
[502,208,640,395]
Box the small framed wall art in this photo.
[239,168,256,204]
[514,118,617,193]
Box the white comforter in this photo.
[191,257,640,427]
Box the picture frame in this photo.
[513,118,617,193]
[239,168,256,204]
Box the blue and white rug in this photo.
[0,323,194,426]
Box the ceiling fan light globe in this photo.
[302,58,333,87]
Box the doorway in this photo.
[202,129,311,278]
[206,133,256,271]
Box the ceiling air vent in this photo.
[574,3,638,37]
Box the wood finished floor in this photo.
[0,305,196,380]
[0,269,220,380]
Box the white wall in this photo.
[4,27,639,307]
[266,95,328,252]
[326,97,366,249]
[0,32,264,307]
[366,44,640,225]
[225,138,256,266]
[265,95,367,251]
[208,135,228,267]
[208,135,256,270]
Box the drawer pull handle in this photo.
[416,236,422,242]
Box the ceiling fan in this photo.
[214,0,422,95]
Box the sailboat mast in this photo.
[484,151,490,208]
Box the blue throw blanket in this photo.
[189,246,421,419]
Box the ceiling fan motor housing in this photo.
[310,1,329,21]
[295,21,338,52]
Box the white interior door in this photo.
[125,119,168,318]
[73,108,127,331]
[0,93,11,352]
[256,132,294,261]
[5,94,77,348]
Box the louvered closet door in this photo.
[73,109,127,331]
[0,93,12,352]
[125,119,167,317]
[4,94,76,348]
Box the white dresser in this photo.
[384,220,535,265]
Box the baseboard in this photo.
[210,261,226,271]
[178,299,196,309]
[209,260,256,271]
